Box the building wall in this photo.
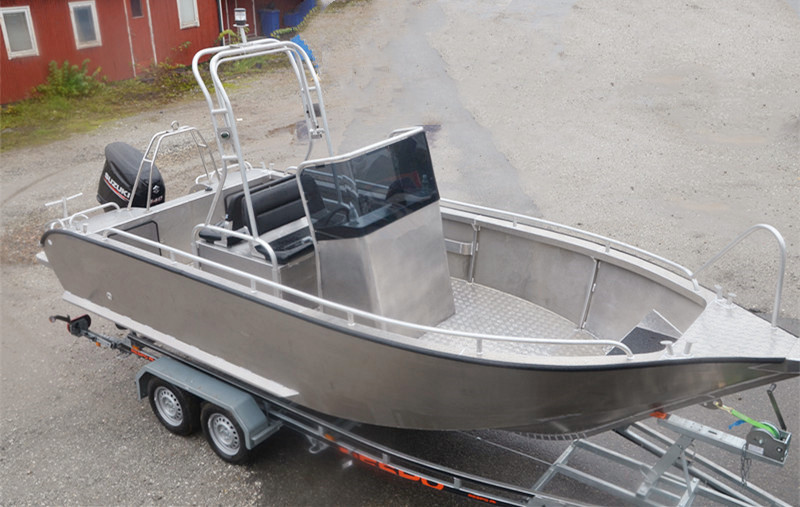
[147,0,221,69]
[219,0,303,37]
[0,0,222,104]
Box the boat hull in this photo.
[42,229,799,438]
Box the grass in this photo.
[0,0,367,153]
[0,53,294,153]
[1,75,179,152]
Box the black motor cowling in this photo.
[97,142,165,208]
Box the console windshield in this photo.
[299,130,439,240]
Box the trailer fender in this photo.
[136,357,281,449]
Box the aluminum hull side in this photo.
[42,230,799,437]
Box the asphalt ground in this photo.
[2,0,799,505]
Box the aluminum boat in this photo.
[39,37,799,439]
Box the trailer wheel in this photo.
[147,378,199,436]
[201,404,250,464]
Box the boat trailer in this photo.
[51,314,794,506]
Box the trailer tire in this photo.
[147,377,199,436]
[201,404,251,464]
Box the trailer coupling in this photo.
[49,313,156,361]
[49,313,91,336]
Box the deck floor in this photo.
[419,280,608,357]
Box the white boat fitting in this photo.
[39,35,799,440]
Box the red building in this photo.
[0,1,225,103]
[0,0,310,104]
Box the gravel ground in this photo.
[1,0,798,505]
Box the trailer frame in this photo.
[50,314,794,507]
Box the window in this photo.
[69,1,102,49]
[176,0,199,28]
[0,6,38,59]
[130,0,143,18]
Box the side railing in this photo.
[45,201,120,231]
[441,200,788,328]
[100,226,634,358]
[190,224,280,287]
[128,122,218,221]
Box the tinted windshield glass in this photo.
[299,130,439,240]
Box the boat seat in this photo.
[223,175,318,265]
[254,228,313,265]
[224,175,295,242]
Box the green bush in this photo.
[217,28,244,45]
[271,27,299,40]
[146,61,197,99]
[36,59,104,98]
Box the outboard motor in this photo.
[97,142,165,208]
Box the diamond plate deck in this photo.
[675,297,800,360]
[419,279,608,358]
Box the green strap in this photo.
[714,401,780,439]
[729,408,780,439]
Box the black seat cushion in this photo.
[224,175,297,244]
[221,175,315,265]
[245,178,305,236]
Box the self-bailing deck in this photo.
[422,279,606,358]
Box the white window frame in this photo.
[176,0,200,29]
[0,6,39,59]
[69,0,102,49]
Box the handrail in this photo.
[297,127,425,173]
[45,192,83,218]
[100,226,633,358]
[689,224,786,328]
[128,123,218,218]
[190,223,279,288]
[47,202,120,231]
[441,199,695,279]
[441,200,788,328]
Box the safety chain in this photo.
[739,441,751,486]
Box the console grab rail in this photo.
[101,226,634,358]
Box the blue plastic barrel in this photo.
[258,9,280,36]
[285,0,316,28]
